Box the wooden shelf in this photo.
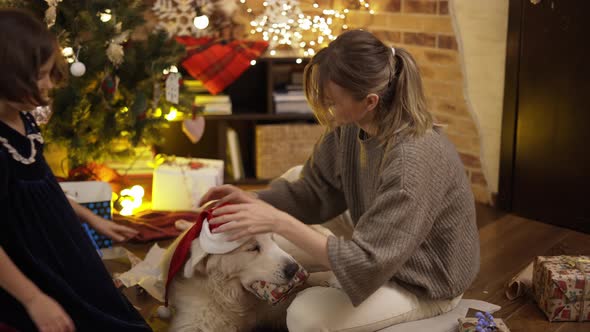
[203,113,315,121]
[158,57,315,184]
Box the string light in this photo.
[165,107,178,121]
[241,0,374,58]
[118,185,145,216]
[99,9,112,23]
[62,47,76,63]
[193,14,209,29]
[162,65,178,75]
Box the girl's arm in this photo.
[0,247,75,332]
[0,246,41,306]
[68,198,138,242]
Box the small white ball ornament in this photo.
[70,61,86,77]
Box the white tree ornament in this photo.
[152,0,211,37]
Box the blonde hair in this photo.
[303,29,433,142]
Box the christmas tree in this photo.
[2,0,187,168]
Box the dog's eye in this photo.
[248,244,261,252]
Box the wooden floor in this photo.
[107,204,590,331]
[465,204,590,332]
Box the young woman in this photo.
[201,29,480,331]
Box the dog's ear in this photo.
[184,238,209,278]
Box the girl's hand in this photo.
[208,201,290,241]
[24,293,75,332]
[198,184,257,207]
[87,216,138,242]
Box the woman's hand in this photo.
[87,215,138,242]
[198,184,257,207]
[208,200,290,241]
[24,293,75,332]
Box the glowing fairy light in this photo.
[241,0,374,57]
[165,107,178,121]
[99,9,112,22]
[118,185,144,216]
[193,14,209,29]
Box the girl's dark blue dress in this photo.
[0,112,151,331]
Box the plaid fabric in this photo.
[177,37,269,95]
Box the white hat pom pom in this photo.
[157,305,172,319]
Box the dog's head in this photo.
[185,233,301,288]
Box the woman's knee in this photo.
[286,287,349,332]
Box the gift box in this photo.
[59,181,114,249]
[152,157,223,211]
[457,317,510,332]
[533,255,590,322]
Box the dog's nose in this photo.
[283,262,299,280]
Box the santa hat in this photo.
[164,204,249,305]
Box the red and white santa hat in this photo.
[163,204,249,305]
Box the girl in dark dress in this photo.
[0,9,151,332]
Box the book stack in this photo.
[194,94,232,115]
[184,79,208,94]
[273,71,312,114]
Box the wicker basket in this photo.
[256,124,325,179]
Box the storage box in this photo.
[152,157,223,211]
[533,255,590,322]
[59,181,114,249]
[255,124,324,179]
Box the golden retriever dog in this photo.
[162,226,302,332]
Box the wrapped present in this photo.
[59,181,114,249]
[152,157,223,211]
[458,317,510,332]
[533,255,590,322]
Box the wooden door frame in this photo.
[497,0,524,211]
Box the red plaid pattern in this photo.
[177,37,269,95]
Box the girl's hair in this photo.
[0,8,66,106]
[304,29,433,142]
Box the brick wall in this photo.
[344,0,492,204]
